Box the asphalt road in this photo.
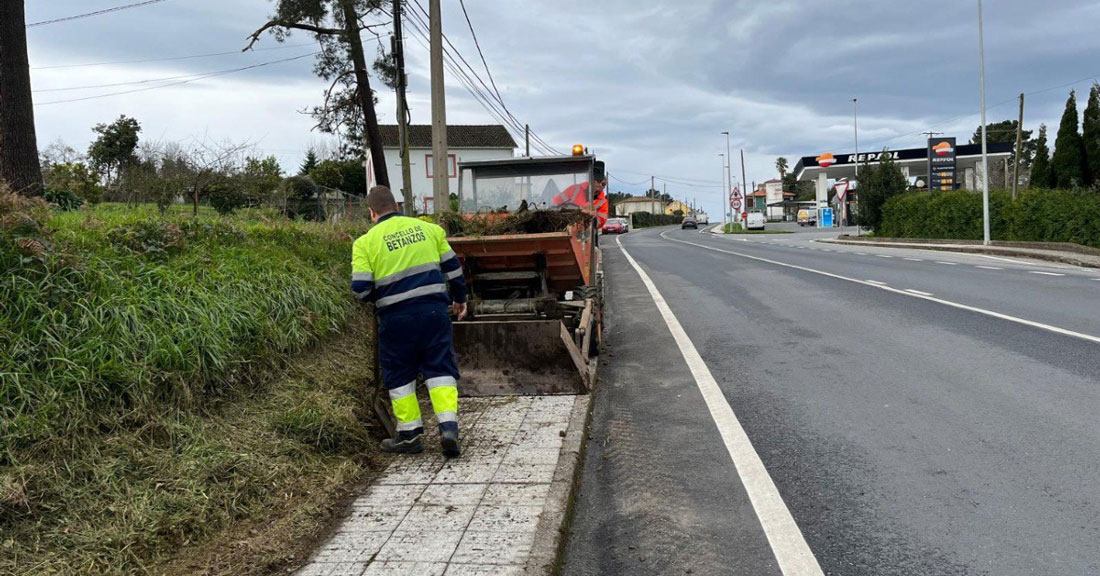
[562,225,1100,576]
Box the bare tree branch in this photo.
[244,20,342,51]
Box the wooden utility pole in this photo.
[339,1,390,189]
[393,0,414,213]
[0,0,43,196]
[429,0,448,212]
[1013,93,1025,200]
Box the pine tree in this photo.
[299,149,319,176]
[1082,83,1100,187]
[1051,90,1088,188]
[1031,124,1053,189]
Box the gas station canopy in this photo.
[793,141,1014,188]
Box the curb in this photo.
[819,238,1100,269]
[525,394,593,575]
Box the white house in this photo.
[615,197,668,216]
[378,124,517,212]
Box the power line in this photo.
[396,5,556,156]
[34,51,318,106]
[31,43,315,70]
[27,0,172,28]
[396,1,561,155]
[457,0,503,105]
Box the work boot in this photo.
[440,429,461,458]
[381,431,423,455]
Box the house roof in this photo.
[617,196,667,204]
[378,125,518,149]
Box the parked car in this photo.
[681,216,699,229]
[601,218,626,234]
[746,212,767,231]
[797,209,817,227]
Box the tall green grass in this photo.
[1,202,376,574]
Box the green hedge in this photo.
[878,189,1100,249]
[630,212,684,228]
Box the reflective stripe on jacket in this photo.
[351,212,467,312]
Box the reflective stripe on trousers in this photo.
[388,377,459,432]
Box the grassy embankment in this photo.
[1,199,384,575]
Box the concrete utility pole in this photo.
[651,176,655,195]
[429,0,448,213]
[851,98,859,227]
[525,124,530,157]
[1013,93,1025,200]
[393,0,414,214]
[978,0,992,245]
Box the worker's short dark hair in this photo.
[368,185,399,214]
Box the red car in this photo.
[601,218,626,234]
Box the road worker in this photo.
[551,161,610,228]
[351,186,467,457]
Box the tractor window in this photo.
[459,165,591,214]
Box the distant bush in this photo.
[878,188,1100,248]
[630,212,682,228]
[43,188,85,211]
[206,182,248,215]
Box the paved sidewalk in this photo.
[821,237,1100,268]
[296,395,587,576]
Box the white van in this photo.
[746,212,767,231]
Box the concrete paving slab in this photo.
[295,395,591,576]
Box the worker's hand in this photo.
[452,302,468,321]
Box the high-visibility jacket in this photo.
[551,182,610,226]
[351,212,467,313]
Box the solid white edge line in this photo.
[614,235,825,576]
[659,230,1100,346]
[905,289,934,296]
[1029,271,1066,276]
[866,280,888,286]
[976,253,1035,265]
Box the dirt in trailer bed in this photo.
[437,209,593,237]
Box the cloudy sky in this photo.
[26,0,1100,218]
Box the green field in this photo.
[1,201,385,574]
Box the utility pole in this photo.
[722,131,731,229]
[651,176,655,195]
[978,0,991,245]
[393,0,414,214]
[429,0,448,213]
[718,153,726,227]
[525,124,530,157]
[1013,93,1025,200]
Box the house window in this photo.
[425,154,458,179]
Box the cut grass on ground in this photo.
[1,200,387,575]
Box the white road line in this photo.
[904,258,924,262]
[976,253,1035,266]
[1029,271,1066,277]
[866,280,888,286]
[876,254,894,258]
[615,235,824,576]
[936,261,959,266]
[976,265,1003,270]
[905,289,934,296]
[659,231,1100,346]
[854,252,867,256]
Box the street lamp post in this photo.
[852,98,859,231]
[719,153,727,229]
[722,131,732,229]
[978,0,992,245]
